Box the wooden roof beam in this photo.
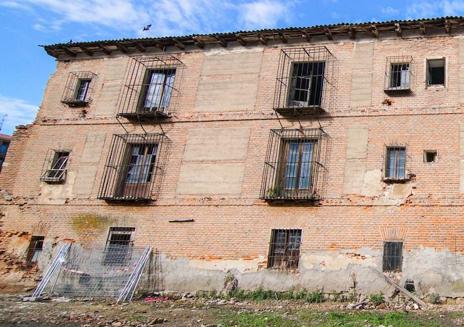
[369,24,379,38]
[445,19,452,34]
[172,39,185,50]
[215,36,227,47]
[61,46,77,57]
[236,35,247,46]
[258,34,268,45]
[395,23,402,37]
[98,45,112,55]
[349,27,356,40]
[420,22,426,35]
[279,33,288,43]
[302,30,311,42]
[80,46,93,56]
[192,37,205,48]
[325,28,333,40]
[134,42,146,52]
[116,43,129,54]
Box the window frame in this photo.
[26,236,45,265]
[138,68,177,113]
[382,241,403,272]
[287,61,326,108]
[384,146,408,182]
[74,78,92,102]
[41,150,70,183]
[426,58,446,87]
[267,229,302,270]
[423,150,438,163]
[103,227,135,266]
[389,62,411,90]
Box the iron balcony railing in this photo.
[260,128,328,202]
[273,47,336,115]
[98,133,166,202]
[117,55,184,120]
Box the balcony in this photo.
[260,128,328,203]
[117,55,184,121]
[98,133,166,202]
[273,47,336,115]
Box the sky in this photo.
[1,0,464,135]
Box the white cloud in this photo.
[4,0,294,36]
[407,0,464,18]
[0,96,38,135]
[240,0,290,29]
[381,6,400,16]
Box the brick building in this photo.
[2,16,464,297]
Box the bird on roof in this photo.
[143,24,152,31]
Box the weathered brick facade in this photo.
[2,17,464,296]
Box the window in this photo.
[41,151,69,183]
[268,229,302,270]
[26,236,44,265]
[424,150,438,163]
[288,62,325,107]
[0,142,8,156]
[385,147,406,180]
[383,241,403,272]
[140,69,176,112]
[75,79,91,102]
[427,58,445,86]
[389,63,410,90]
[98,133,166,201]
[104,227,135,265]
[281,140,316,191]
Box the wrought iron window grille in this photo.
[98,133,166,202]
[260,128,327,202]
[61,71,97,107]
[118,55,184,120]
[383,241,403,272]
[40,150,70,183]
[384,56,414,93]
[267,229,302,270]
[273,47,336,115]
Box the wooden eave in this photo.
[41,17,464,59]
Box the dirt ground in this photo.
[2,294,464,327]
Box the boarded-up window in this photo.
[383,241,403,272]
[267,229,302,270]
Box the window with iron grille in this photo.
[118,56,184,119]
[61,71,96,107]
[40,150,70,183]
[274,47,336,114]
[98,134,165,201]
[384,56,413,92]
[384,146,407,181]
[260,128,326,201]
[103,227,135,266]
[383,241,403,272]
[26,236,44,265]
[267,229,302,270]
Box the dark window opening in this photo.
[43,151,69,182]
[390,63,410,89]
[267,229,302,270]
[383,241,403,272]
[385,147,406,180]
[75,79,91,102]
[280,139,317,191]
[288,61,325,107]
[26,236,45,265]
[424,150,438,163]
[140,69,176,112]
[427,59,445,86]
[104,227,135,265]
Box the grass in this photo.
[218,310,447,327]
[201,288,326,303]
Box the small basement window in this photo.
[383,241,403,272]
[26,236,45,265]
[267,229,302,270]
[427,58,445,86]
[104,227,135,265]
[424,150,438,163]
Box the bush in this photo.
[428,293,441,304]
[369,293,385,306]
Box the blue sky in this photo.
[0,0,463,135]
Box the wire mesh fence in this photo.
[42,245,153,300]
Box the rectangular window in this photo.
[141,69,176,111]
[104,227,135,265]
[75,79,91,102]
[383,241,403,272]
[385,147,406,180]
[281,140,316,191]
[424,150,438,163]
[288,61,325,107]
[41,151,69,183]
[389,63,410,89]
[427,58,445,86]
[26,236,45,265]
[268,229,302,269]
